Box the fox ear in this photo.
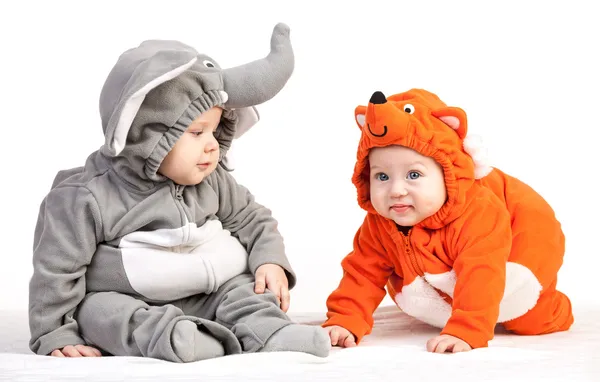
[355,105,367,129]
[432,107,468,139]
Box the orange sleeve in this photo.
[323,214,395,343]
[440,197,512,349]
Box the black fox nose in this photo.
[369,91,387,104]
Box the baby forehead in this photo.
[369,145,425,159]
[368,145,437,167]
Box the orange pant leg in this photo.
[481,171,574,335]
[502,183,574,334]
[502,280,573,335]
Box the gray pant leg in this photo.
[178,273,292,352]
[76,291,241,362]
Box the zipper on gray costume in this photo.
[173,184,190,225]
[175,184,184,199]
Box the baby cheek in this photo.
[423,190,446,212]
[370,186,387,208]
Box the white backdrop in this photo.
[1,0,598,315]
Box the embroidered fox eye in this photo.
[403,104,415,114]
[203,60,216,68]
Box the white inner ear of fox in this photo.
[438,115,460,130]
[356,114,366,127]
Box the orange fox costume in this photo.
[323,89,573,349]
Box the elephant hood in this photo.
[97,23,294,186]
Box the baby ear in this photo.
[432,107,468,139]
[355,105,367,129]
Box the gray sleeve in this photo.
[29,186,103,355]
[206,165,296,288]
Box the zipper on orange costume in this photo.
[401,230,423,276]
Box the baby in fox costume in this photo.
[323,89,573,353]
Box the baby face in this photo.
[369,145,447,227]
[158,107,222,186]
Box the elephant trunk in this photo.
[222,23,294,109]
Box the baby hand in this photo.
[325,325,356,348]
[255,263,290,312]
[426,334,472,353]
[50,345,102,357]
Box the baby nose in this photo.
[205,138,218,152]
[391,181,408,197]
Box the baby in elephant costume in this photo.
[28,23,331,362]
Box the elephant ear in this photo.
[219,106,260,172]
[234,106,260,138]
[100,41,199,156]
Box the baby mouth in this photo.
[391,204,411,213]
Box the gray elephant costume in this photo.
[29,23,330,362]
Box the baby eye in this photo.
[407,171,420,180]
[202,60,216,68]
[376,173,389,181]
[403,104,415,114]
[191,131,203,136]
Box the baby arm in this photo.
[438,197,512,350]
[323,214,394,346]
[29,186,103,356]
[207,165,295,302]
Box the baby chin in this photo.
[388,206,421,226]
[179,168,213,186]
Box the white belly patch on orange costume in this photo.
[394,262,543,328]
